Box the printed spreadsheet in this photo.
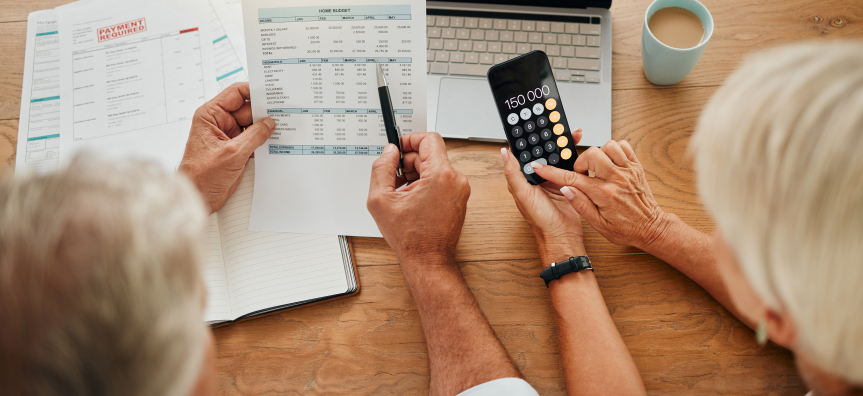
[251,5,424,156]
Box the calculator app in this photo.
[488,50,577,184]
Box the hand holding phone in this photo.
[487,51,578,185]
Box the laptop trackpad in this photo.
[435,77,502,140]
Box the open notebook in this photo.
[202,159,358,324]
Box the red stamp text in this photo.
[98,18,147,43]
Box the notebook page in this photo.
[202,213,231,322]
[217,159,349,319]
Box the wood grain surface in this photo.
[213,255,803,395]
[2,0,861,394]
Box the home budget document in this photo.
[242,0,427,237]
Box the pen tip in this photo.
[376,61,387,87]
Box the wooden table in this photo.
[1,1,861,394]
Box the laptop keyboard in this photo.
[426,10,602,83]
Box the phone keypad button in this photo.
[519,150,531,162]
[507,113,519,125]
[553,123,564,135]
[528,133,540,145]
[511,125,523,137]
[561,148,572,160]
[520,108,532,120]
[548,153,560,165]
[544,141,555,152]
[549,111,560,123]
[524,121,536,133]
[540,128,551,140]
[532,103,544,115]
[523,162,535,174]
[545,98,557,110]
[515,138,527,150]
[532,146,543,157]
[537,116,548,128]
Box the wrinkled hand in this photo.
[179,82,275,213]
[502,129,586,260]
[367,132,471,265]
[531,140,668,250]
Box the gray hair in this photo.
[0,155,209,395]
[691,42,863,383]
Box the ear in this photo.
[765,307,797,349]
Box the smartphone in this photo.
[487,50,578,185]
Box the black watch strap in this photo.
[539,256,592,287]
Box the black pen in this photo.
[376,60,404,177]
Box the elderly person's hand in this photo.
[369,135,535,395]
[501,129,586,260]
[529,140,670,251]
[179,82,275,213]
[367,132,470,265]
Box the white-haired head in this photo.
[0,155,210,395]
[691,42,863,383]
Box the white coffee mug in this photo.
[642,0,714,85]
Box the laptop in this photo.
[426,0,612,147]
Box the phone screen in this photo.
[487,51,576,184]
[488,52,558,116]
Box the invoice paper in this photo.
[211,0,247,70]
[243,0,428,237]
[57,0,218,169]
[16,10,61,174]
[24,0,246,174]
[208,0,249,81]
[55,0,247,88]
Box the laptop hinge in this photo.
[427,1,611,10]
[467,137,508,144]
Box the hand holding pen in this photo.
[376,60,405,178]
[367,132,471,261]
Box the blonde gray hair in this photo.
[0,155,209,395]
[691,42,863,383]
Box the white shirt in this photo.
[457,378,539,396]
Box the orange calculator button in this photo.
[553,124,564,135]
[557,136,568,147]
[545,98,557,111]
[549,111,560,123]
[561,148,572,160]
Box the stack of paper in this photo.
[17,0,434,319]
[18,0,430,239]
[14,0,360,324]
[16,0,248,173]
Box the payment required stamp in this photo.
[98,18,147,42]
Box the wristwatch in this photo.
[540,256,592,287]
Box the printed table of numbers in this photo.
[257,5,420,155]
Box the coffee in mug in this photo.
[647,7,704,49]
